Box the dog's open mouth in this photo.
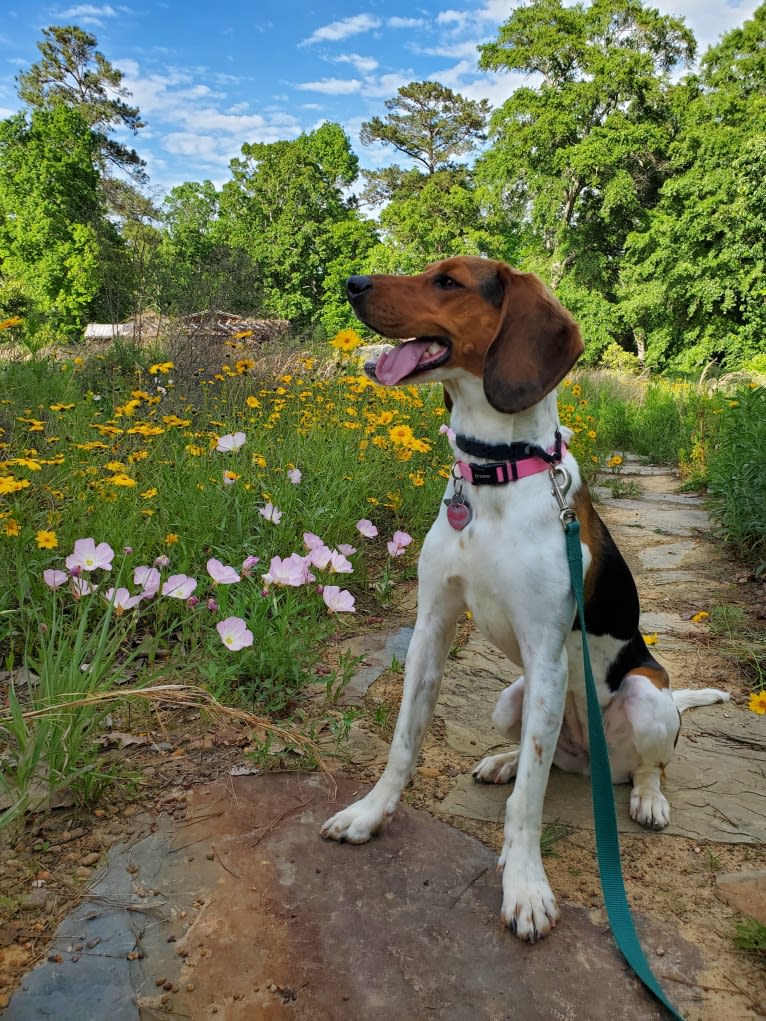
[367,337,450,385]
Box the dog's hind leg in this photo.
[604,672,681,830]
[321,575,464,844]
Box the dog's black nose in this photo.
[346,275,372,300]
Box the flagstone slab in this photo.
[3,773,702,1021]
[438,705,764,844]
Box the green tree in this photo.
[478,0,695,360]
[218,122,376,329]
[360,81,489,205]
[621,4,766,369]
[152,180,261,315]
[16,25,145,182]
[368,170,510,274]
[0,105,123,339]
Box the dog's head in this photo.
[346,256,583,413]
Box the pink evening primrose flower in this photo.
[356,519,378,538]
[259,502,283,524]
[217,616,254,651]
[307,544,333,570]
[287,468,302,485]
[216,431,246,453]
[329,550,353,574]
[439,423,457,444]
[303,531,325,551]
[66,537,115,572]
[336,543,356,557]
[154,554,170,568]
[387,530,413,557]
[104,587,142,614]
[70,576,97,598]
[162,574,197,599]
[133,565,160,597]
[206,558,241,584]
[322,586,356,613]
[43,569,68,590]
[262,554,315,587]
[241,555,260,577]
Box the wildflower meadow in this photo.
[1,322,762,823]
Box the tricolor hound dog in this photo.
[320,256,728,942]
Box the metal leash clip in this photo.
[549,464,577,529]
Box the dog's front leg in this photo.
[321,585,462,844]
[499,643,568,942]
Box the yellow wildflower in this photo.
[4,519,20,536]
[748,691,766,715]
[245,396,261,409]
[149,361,174,375]
[36,530,58,549]
[141,487,158,500]
[165,533,179,545]
[0,476,30,494]
[389,424,415,446]
[330,329,362,353]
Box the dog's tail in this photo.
[672,688,730,713]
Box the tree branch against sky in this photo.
[16,25,146,182]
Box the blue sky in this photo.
[0,1,760,199]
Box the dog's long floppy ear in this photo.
[483,264,584,414]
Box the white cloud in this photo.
[359,72,415,99]
[296,78,362,95]
[436,10,469,30]
[54,4,119,26]
[302,14,381,46]
[653,0,760,56]
[388,17,427,29]
[413,40,483,60]
[333,52,379,74]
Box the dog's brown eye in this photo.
[434,274,461,290]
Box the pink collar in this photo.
[456,442,567,486]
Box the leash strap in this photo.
[564,518,684,1021]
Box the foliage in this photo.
[621,6,766,369]
[218,123,375,328]
[16,24,145,183]
[733,917,766,956]
[576,371,723,470]
[477,0,694,344]
[0,105,124,338]
[707,386,766,561]
[360,80,489,181]
[368,170,504,274]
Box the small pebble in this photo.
[155,977,167,987]
[655,947,666,957]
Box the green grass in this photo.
[707,386,766,564]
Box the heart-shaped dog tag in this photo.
[444,494,472,530]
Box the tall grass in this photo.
[576,371,722,476]
[707,387,766,563]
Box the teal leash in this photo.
[551,467,684,1021]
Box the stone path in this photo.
[4,458,764,1021]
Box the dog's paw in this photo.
[500,864,559,942]
[472,750,519,785]
[630,786,670,830]
[320,796,392,844]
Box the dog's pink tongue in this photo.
[375,340,431,385]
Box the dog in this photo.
[320,256,728,942]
